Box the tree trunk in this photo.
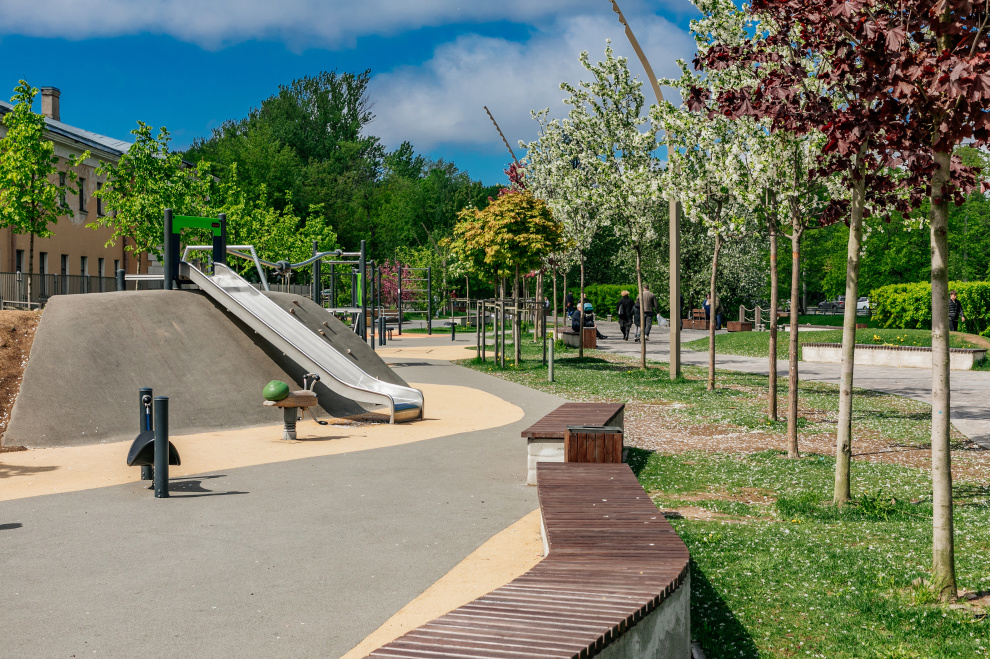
[578,254,585,359]
[930,147,957,601]
[768,218,779,421]
[707,234,722,391]
[834,163,865,500]
[787,219,803,458]
[27,231,35,304]
[634,246,646,369]
[514,263,521,365]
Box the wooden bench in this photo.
[726,321,753,332]
[521,402,624,485]
[684,309,709,331]
[559,326,597,349]
[366,463,691,659]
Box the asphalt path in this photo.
[0,360,564,658]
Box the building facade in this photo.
[0,87,146,282]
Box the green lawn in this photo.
[685,328,982,360]
[793,314,881,328]
[457,342,990,658]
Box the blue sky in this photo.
[0,0,699,185]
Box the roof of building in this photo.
[0,99,132,157]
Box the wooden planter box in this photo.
[564,426,623,464]
[727,321,753,332]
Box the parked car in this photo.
[820,295,845,312]
[857,296,870,312]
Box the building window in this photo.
[15,250,24,273]
[78,178,87,213]
[40,252,48,275]
[80,256,88,276]
[96,182,104,216]
[59,173,67,209]
[61,254,68,276]
[98,258,105,277]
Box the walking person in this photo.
[949,290,966,332]
[714,297,725,331]
[633,299,642,341]
[703,294,711,328]
[637,284,657,340]
[616,290,634,341]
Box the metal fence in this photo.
[0,272,120,307]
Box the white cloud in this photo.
[370,12,696,156]
[0,0,685,48]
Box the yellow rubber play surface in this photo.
[0,382,521,502]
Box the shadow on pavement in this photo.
[0,523,23,531]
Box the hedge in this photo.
[871,281,990,337]
[566,284,639,317]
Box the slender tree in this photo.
[561,44,664,369]
[0,81,88,301]
[93,122,210,270]
[700,0,990,600]
[524,112,601,358]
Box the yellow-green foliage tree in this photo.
[453,190,563,364]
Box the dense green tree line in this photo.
[183,70,501,267]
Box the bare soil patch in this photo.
[0,310,41,447]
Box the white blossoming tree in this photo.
[559,44,665,369]
[523,111,601,358]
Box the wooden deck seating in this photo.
[365,463,691,659]
[521,403,624,485]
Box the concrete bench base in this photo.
[803,342,988,370]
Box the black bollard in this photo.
[115,269,126,292]
[451,321,456,341]
[153,396,170,498]
[139,388,153,481]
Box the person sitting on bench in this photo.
[572,303,607,340]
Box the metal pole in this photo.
[115,269,125,292]
[370,261,376,350]
[139,387,153,481]
[397,265,403,335]
[330,263,336,308]
[359,240,367,341]
[500,299,506,369]
[549,337,555,382]
[153,396,169,498]
[212,213,227,272]
[426,267,432,335]
[312,240,321,305]
[163,209,174,291]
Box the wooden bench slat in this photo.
[366,462,689,659]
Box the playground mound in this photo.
[3,289,408,449]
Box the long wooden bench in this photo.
[559,326,597,349]
[366,463,691,658]
[521,403,624,485]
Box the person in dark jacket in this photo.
[616,290,634,340]
[949,290,966,331]
[565,291,575,315]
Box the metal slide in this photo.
[180,262,423,423]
